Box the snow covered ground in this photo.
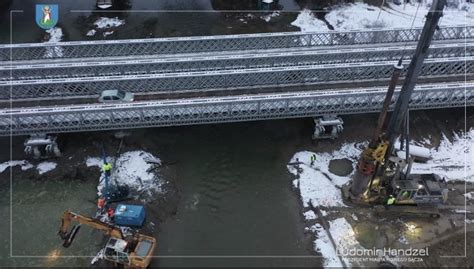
[0,160,58,175]
[94,17,125,29]
[329,217,364,267]
[45,27,63,42]
[36,161,57,174]
[288,129,473,267]
[287,142,362,208]
[411,129,474,182]
[291,1,473,32]
[261,11,280,22]
[291,9,329,32]
[287,143,362,267]
[44,27,63,58]
[0,160,33,173]
[87,150,164,200]
[311,223,344,267]
[86,17,125,37]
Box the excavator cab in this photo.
[104,235,156,268]
[104,238,131,265]
[391,173,448,205]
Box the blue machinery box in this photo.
[114,204,146,227]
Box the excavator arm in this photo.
[58,210,123,248]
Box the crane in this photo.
[343,0,449,209]
[58,211,156,268]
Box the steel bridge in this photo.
[1,82,471,136]
[0,25,472,136]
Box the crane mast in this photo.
[349,0,447,199]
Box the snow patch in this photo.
[94,17,125,29]
[351,213,358,221]
[0,160,33,173]
[287,143,362,207]
[304,210,317,220]
[291,9,329,32]
[292,178,299,188]
[410,129,474,182]
[86,157,102,168]
[454,209,471,214]
[313,223,343,267]
[465,192,474,200]
[329,217,363,267]
[46,27,63,42]
[95,151,164,199]
[320,209,328,217]
[91,248,104,265]
[36,161,57,174]
[44,27,63,58]
[325,2,474,31]
[311,218,366,267]
[86,29,96,36]
[261,11,280,22]
[103,31,114,37]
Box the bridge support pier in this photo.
[24,134,61,159]
[312,115,344,140]
[258,0,274,11]
[97,0,113,9]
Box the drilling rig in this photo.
[342,0,449,210]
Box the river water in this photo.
[0,119,320,267]
[0,0,337,266]
[140,120,319,267]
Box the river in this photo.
[0,119,321,267]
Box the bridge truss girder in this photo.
[1,57,471,100]
[0,26,471,61]
[1,43,470,81]
[1,82,471,136]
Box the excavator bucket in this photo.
[61,225,81,248]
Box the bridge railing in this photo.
[0,25,472,61]
[0,82,471,136]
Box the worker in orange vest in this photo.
[107,207,115,219]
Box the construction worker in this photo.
[310,154,317,166]
[401,190,409,200]
[102,162,112,176]
[386,195,396,206]
[107,207,115,220]
[97,197,106,210]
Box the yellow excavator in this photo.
[58,210,156,268]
